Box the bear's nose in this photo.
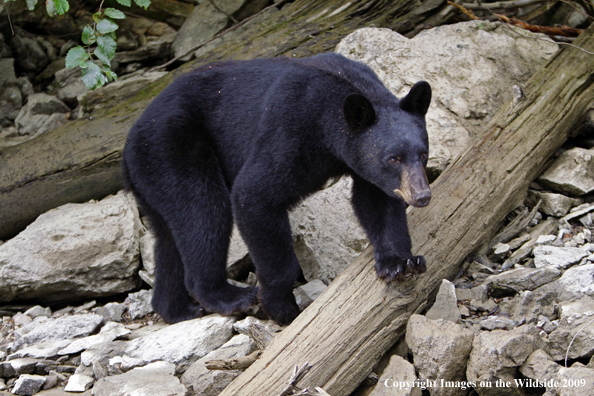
[413,191,431,207]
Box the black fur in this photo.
[122,53,432,325]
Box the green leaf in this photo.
[96,19,119,34]
[115,0,131,6]
[94,47,111,67]
[97,35,117,58]
[81,61,107,90]
[104,7,126,19]
[81,25,95,45]
[46,0,57,16]
[53,0,69,15]
[26,0,37,11]
[92,12,103,24]
[133,0,150,10]
[65,46,90,68]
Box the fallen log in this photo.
[217,25,594,396]
[0,0,442,240]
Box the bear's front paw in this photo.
[260,291,301,326]
[375,255,426,282]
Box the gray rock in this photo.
[554,263,594,301]
[64,374,93,392]
[57,322,131,355]
[368,355,421,396]
[426,279,461,323]
[125,289,154,319]
[11,34,50,72]
[293,279,327,310]
[480,316,519,331]
[548,310,594,361]
[466,325,547,396]
[123,314,235,372]
[492,243,511,261]
[483,266,562,293]
[172,0,247,60]
[455,285,488,302]
[11,374,46,396]
[0,58,22,123]
[536,235,558,246]
[92,361,186,396]
[0,358,38,377]
[0,192,141,304]
[13,312,32,327]
[336,21,557,176]
[554,366,594,396]
[533,246,589,269]
[13,92,70,137]
[7,339,73,360]
[538,148,594,196]
[23,306,51,319]
[499,289,558,325]
[519,349,560,382]
[526,190,578,217]
[94,303,126,323]
[405,315,474,396]
[181,334,256,396]
[12,314,104,351]
[53,67,87,105]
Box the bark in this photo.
[217,26,594,396]
[0,0,447,240]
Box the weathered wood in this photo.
[0,0,442,240]
[217,25,594,396]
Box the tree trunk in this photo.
[0,0,444,240]
[217,25,594,396]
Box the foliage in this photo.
[13,0,152,89]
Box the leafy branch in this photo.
[14,0,151,90]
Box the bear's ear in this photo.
[344,94,376,132]
[399,81,432,116]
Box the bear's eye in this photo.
[388,156,401,164]
[420,152,428,161]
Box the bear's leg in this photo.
[231,191,301,325]
[351,175,426,282]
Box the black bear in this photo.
[122,53,432,326]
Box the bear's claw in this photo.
[375,255,426,282]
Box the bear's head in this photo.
[344,81,432,207]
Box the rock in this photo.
[554,366,594,396]
[181,334,256,396]
[123,315,235,372]
[548,310,594,361]
[13,92,70,137]
[57,322,131,355]
[336,21,558,177]
[11,374,46,396]
[533,246,589,269]
[425,279,461,323]
[138,227,156,285]
[536,235,558,246]
[12,314,104,351]
[13,313,32,327]
[172,0,248,60]
[92,361,186,396]
[53,67,87,106]
[0,358,38,377]
[483,266,562,293]
[7,339,73,360]
[64,374,93,392]
[405,315,474,396]
[369,355,421,396]
[293,279,327,310]
[492,243,511,261]
[455,285,488,302]
[553,263,594,301]
[526,190,578,217]
[499,289,558,325]
[0,192,141,304]
[125,289,154,320]
[0,58,22,124]
[466,325,547,396]
[480,316,519,331]
[23,306,51,319]
[519,349,560,382]
[11,33,50,72]
[289,176,369,284]
[78,71,167,115]
[538,148,594,196]
[94,303,126,323]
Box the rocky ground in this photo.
[1,1,593,395]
